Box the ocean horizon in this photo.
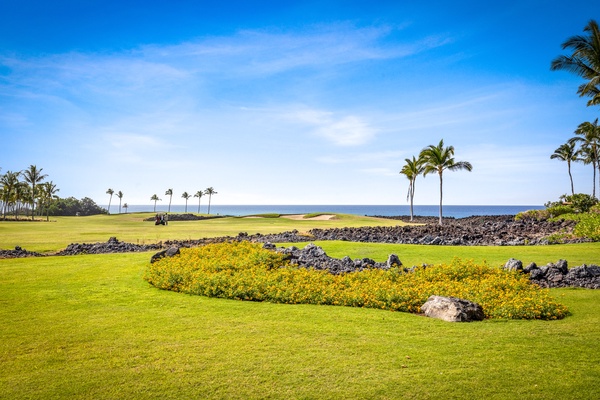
[104,205,545,219]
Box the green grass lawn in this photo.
[0,213,403,253]
[0,253,598,399]
[1,214,599,399]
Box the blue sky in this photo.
[1,1,598,206]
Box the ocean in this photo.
[109,205,544,219]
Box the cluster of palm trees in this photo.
[0,165,59,221]
[550,19,600,198]
[151,187,218,214]
[400,140,472,225]
[105,189,126,214]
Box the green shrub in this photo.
[573,213,600,241]
[545,193,598,214]
[145,242,569,320]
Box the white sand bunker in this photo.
[283,214,336,220]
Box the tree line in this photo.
[550,19,600,198]
[0,165,106,219]
[145,187,218,214]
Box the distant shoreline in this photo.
[103,204,544,218]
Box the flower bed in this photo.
[144,242,569,320]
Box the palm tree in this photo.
[165,189,173,213]
[0,171,20,220]
[194,190,204,213]
[151,194,161,212]
[551,20,600,107]
[40,181,59,221]
[400,156,425,222]
[419,139,473,225]
[570,118,600,197]
[23,165,47,220]
[551,141,579,195]
[14,181,29,220]
[181,192,191,212]
[116,191,124,214]
[106,188,114,214]
[204,187,217,215]
[123,203,129,214]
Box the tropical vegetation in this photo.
[550,20,600,199]
[551,19,600,107]
[399,156,424,221]
[146,241,568,320]
[205,187,217,214]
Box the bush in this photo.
[47,197,107,216]
[545,193,598,215]
[145,242,569,320]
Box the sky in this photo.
[1,0,598,206]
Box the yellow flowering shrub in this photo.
[144,242,569,320]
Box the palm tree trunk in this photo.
[593,160,597,199]
[568,161,574,195]
[409,179,415,221]
[438,173,443,226]
[208,195,212,215]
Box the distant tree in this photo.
[551,20,600,107]
[165,188,173,213]
[106,188,114,214]
[116,191,124,214]
[570,118,600,198]
[15,181,29,219]
[420,139,473,225]
[182,191,191,213]
[47,197,107,216]
[204,187,217,215]
[400,155,425,222]
[123,203,128,213]
[0,170,20,220]
[23,165,47,220]
[151,194,161,212]
[551,141,579,195]
[194,190,204,213]
[40,181,59,221]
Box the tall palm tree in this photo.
[551,141,579,195]
[570,118,600,197]
[551,20,600,107]
[204,187,217,215]
[116,191,124,214]
[165,188,173,213]
[419,139,473,225]
[194,190,204,213]
[106,188,114,214]
[40,181,59,221]
[151,194,161,212]
[23,165,47,220]
[400,156,425,222]
[181,192,191,213]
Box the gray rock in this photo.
[150,246,180,263]
[387,254,402,268]
[504,258,523,271]
[421,295,485,322]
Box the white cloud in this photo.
[287,108,377,146]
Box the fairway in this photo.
[0,213,404,253]
[1,214,600,399]
[0,252,599,399]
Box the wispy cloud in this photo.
[286,108,377,146]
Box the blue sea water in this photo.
[109,205,544,218]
